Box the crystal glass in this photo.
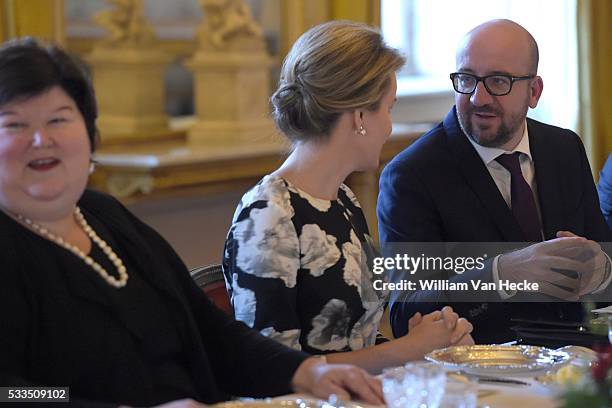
[382,367,409,408]
[440,382,477,408]
[382,363,446,408]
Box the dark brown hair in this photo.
[0,37,99,151]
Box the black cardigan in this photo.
[0,190,308,407]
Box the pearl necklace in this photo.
[17,207,128,288]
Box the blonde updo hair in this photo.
[271,20,405,143]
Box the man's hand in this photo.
[498,236,603,300]
[556,231,610,295]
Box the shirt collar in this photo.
[466,120,532,165]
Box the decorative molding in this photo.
[66,36,197,58]
[106,173,154,197]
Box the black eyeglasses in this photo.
[450,72,535,96]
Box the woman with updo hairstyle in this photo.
[223,21,474,374]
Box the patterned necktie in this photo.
[495,152,542,242]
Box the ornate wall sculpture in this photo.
[87,0,174,143]
[93,0,154,45]
[187,0,276,145]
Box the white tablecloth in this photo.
[475,376,559,408]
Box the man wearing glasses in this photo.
[377,19,611,344]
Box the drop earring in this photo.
[358,125,367,136]
[88,160,96,175]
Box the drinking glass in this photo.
[440,382,477,408]
[381,366,410,408]
[382,363,446,408]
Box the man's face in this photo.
[454,33,541,149]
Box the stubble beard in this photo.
[457,105,526,148]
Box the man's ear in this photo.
[529,76,544,109]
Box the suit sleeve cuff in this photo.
[493,255,517,299]
[592,252,612,294]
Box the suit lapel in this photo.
[443,108,525,241]
[528,120,564,239]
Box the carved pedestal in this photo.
[88,46,173,143]
[186,49,276,145]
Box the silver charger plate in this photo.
[425,345,570,375]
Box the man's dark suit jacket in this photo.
[0,190,307,407]
[377,107,611,343]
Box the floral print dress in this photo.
[222,175,387,354]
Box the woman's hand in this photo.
[439,306,474,344]
[408,306,473,345]
[441,308,474,346]
[291,357,384,405]
[404,308,474,357]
